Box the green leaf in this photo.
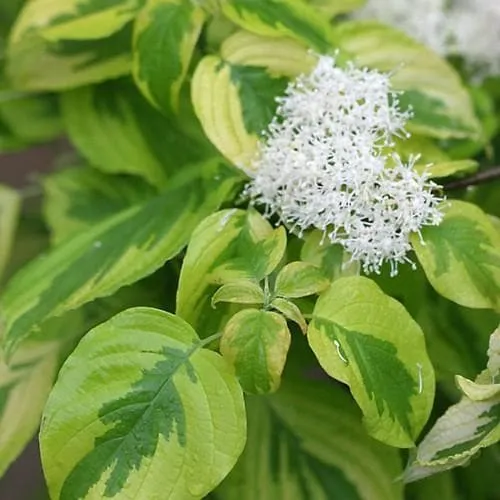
[40,307,246,499]
[192,30,315,169]
[0,185,20,281]
[43,166,156,246]
[217,371,403,500]
[405,326,500,482]
[0,160,239,355]
[412,200,500,310]
[405,472,457,500]
[212,281,265,308]
[177,209,286,335]
[270,297,307,334]
[221,309,291,394]
[6,4,133,91]
[274,261,330,298]
[333,21,481,140]
[62,78,214,186]
[0,92,63,145]
[133,0,205,113]
[308,276,435,448]
[300,230,360,281]
[0,0,23,39]
[220,0,333,52]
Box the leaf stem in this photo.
[199,331,223,349]
[443,166,500,191]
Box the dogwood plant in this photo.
[0,1,499,499]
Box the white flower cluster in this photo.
[448,0,500,78]
[247,56,443,276]
[354,0,449,55]
[354,0,500,78]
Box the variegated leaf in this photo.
[308,277,435,448]
[221,309,291,394]
[333,21,481,140]
[43,166,155,246]
[133,0,205,113]
[412,200,500,311]
[220,0,334,52]
[0,160,239,355]
[40,308,246,499]
[6,0,137,90]
[62,79,214,186]
[405,325,500,482]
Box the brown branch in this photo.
[443,166,500,191]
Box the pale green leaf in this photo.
[300,230,360,281]
[270,297,307,334]
[0,340,61,477]
[133,0,205,113]
[177,209,285,336]
[274,261,330,298]
[217,372,403,500]
[0,185,20,281]
[391,135,479,179]
[415,160,479,179]
[212,281,265,308]
[455,375,500,402]
[333,21,481,140]
[40,307,246,499]
[308,276,435,447]
[308,0,364,17]
[220,29,316,77]
[412,200,500,310]
[487,326,500,376]
[43,166,155,246]
[62,78,214,186]
[40,2,140,42]
[0,160,239,355]
[220,0,334,52]
[0,310,85,478]
[221,308,291,394]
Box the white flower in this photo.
[246,56,443,276]
[448,0,500,78]
[353,0,449,55]
[354,0,500,78]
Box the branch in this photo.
[443,166,500,191]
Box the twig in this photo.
[443,166,500,191]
